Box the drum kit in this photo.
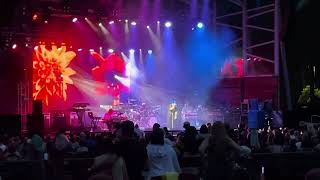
[67,101,162,131]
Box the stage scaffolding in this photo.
[17,71,31,131]
[180,0,280,107]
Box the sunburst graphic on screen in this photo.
[33,45,76,105]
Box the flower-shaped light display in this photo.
[90,52,127,98]
[33,45,77,105]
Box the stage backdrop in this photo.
[32,44,128,113]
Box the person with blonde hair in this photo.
[199,121,240,180]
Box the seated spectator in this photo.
[4,142,21,161]
[146,128,181,179]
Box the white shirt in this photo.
[146,144,181,178]
[0,144,6,152]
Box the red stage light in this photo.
[34,46,38,50]
[32,14,38,21]
[77,48,82,52]
[44,20,48,24]
[72,17,78,23]
[89,49,94,52]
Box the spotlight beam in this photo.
[85,18,99,32]
[147,27,162,53]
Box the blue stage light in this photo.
[165,21,172,28]
[197,22,204,29]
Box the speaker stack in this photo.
[27,100,44,135]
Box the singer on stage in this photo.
[168,100,178,129]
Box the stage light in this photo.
[157,21,160,24]
[12,44,17,49]
[58,47,62,51]
[108,49,114,53]
[99,46,102,50]
[131,21,137,26]
[32,14,38,21]
[98,22,102,26]
[44,20,48,24]
[164,21,172,28]
[148,50,153,54]
[72,17,78,23]
[129,49,135,53]
[139,49,142,51]
[89,49,94,52]
[25,43,29,47]
[85,17,88,20]
[197,22,204,29]
[109,21,114,24]
[125,19,128,23]
[77,48,82,52]
[147,25,150,29]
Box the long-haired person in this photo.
[199,121,240,180]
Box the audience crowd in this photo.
[1,120,320,179]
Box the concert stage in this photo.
[0,0,279,133]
